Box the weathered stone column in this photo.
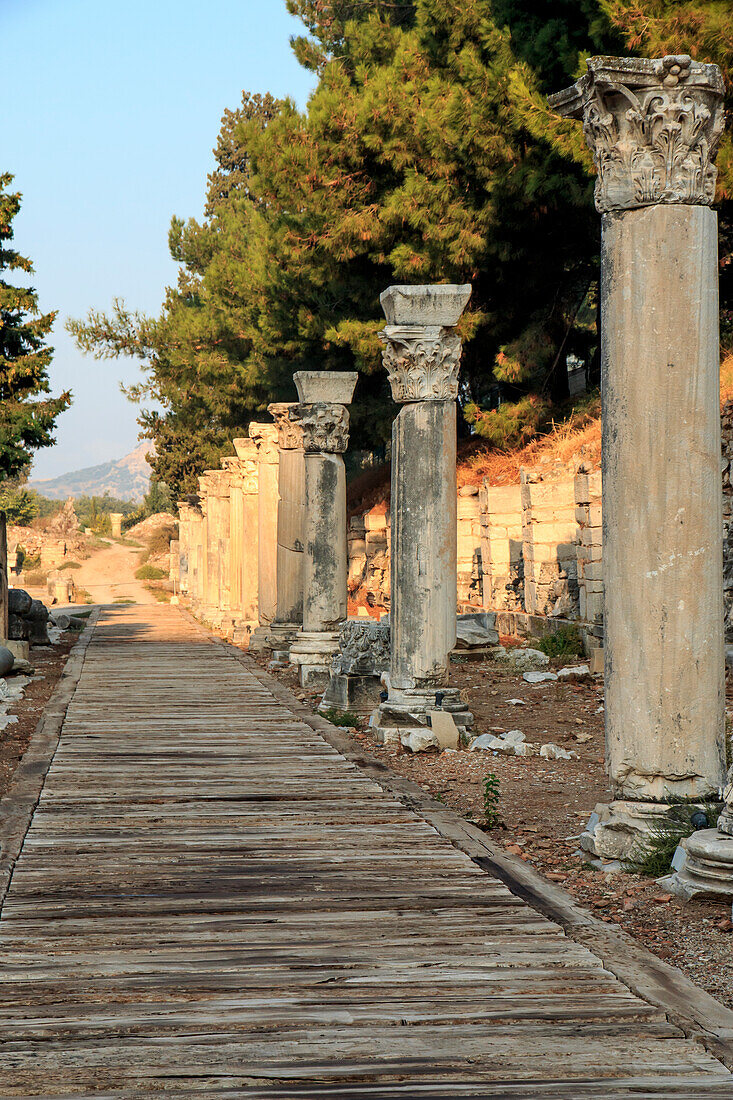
[550,55,727,859]
[196,474,214,619]
[372,284,473,741]
[227,439,260,644]
[248,423,280,651]
[289,371,358,687]
[0,512,8,644]
[198,469,232,627]
[266,402,305,654]
[109,513,123,539]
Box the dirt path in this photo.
[72,540,157,605]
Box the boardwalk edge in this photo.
[0,606,101,915]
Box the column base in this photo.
[661,829,733,899]
[370,683,473,746]
[248,624,274,653]
[580,799,721,862]
[320,672,383,718]
[289,631,340,689]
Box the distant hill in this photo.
[29,442,152,503]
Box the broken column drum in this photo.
[288,370,358,688]
[372,283,473,738]
[550,55,728,860]
[247,423,280,651]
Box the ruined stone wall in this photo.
[478,483,523,611]
[457,486,482,606]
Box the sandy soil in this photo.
[68,540,158,605]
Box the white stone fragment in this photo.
[540,743,579,761]
[523,671,558,684]
[506,698,526,706]
[557,664,592,682]
[469,733,505,752]
[502,729,526,744]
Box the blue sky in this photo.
[3,0,316,480]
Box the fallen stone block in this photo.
[400,728,440,753]
[0,648,14,677]
[508,647,550,672]
[523,671,558,684]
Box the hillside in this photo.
[29,442,152,502]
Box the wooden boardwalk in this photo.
[1,604,733,1097]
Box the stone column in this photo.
[196,474,214,618]
[0,512,7,644]
[222,456,244,630]
[248,423,280,651]
[176,502,194,595]
[289,370,358,687]
[198,470,232,627]
[550,55,727,860]
[372,284,473,742]
[109,513,123,539]
[266,402,305,654]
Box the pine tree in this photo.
[0,174,70,479]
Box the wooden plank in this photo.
[0,604,731,1097]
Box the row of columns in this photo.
[176,49,733,893]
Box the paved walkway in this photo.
[1,605,733,1097]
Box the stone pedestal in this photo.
[264,403,305,653]
[288,371,358,688]
[109,512,123,539]
[321,619,391,716]
[370,284,474,740]
[550,55,727,859]
[248,423,279,651]
[664,768,733,898]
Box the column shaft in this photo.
[602,205,726,800]
[302,452,347,632]
[390,401,457,689]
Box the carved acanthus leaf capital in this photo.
[549,54,725,214]
[248,422,279,463]
[268,402,305,451]
[294,402,350,453]
[335,620,391,675]
[379,325,463,403]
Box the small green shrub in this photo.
[59,560,81,570]
[19,551,40,572]
[135,564,166,581]
[536,624,584,659]
[113,597,135,604]
[321,707,359,728]
[482,773,501,828]
[624,803,720,877]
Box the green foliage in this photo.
[321,707,360,727]
[68,5,613,496]
[72,494,136,530]
[123,479,174,529]
[624,803,721,877]
[0,482,41,525]
[482,773,501,827]
[536,624,584,659]
[58,560,81,570]
[0,175,71,480]
[135,564,166,580]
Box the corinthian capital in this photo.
[549,54,725,214]
[268,402,304,451]
[378,284,470,403]
[380,326,463,403]
[248,422,279,463]
[294,402,350,453]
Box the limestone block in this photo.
[364,511,388,531]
